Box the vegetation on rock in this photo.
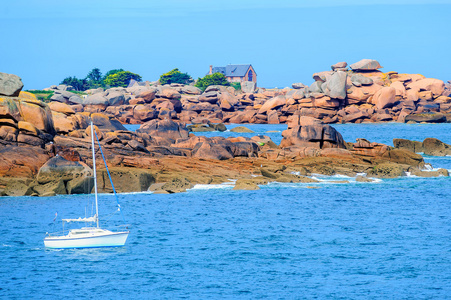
[60,68,141,90]
[159,69,193,85]
[25,90,54,102]
[195,73,230,91]
[103,71,142,88]
[230,82,241,91]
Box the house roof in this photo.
[208,64,255,77]
[210,67,226,75]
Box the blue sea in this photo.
[1,123,451,299]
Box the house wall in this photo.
[245,65,257,85]
[226,76,243,83]
[225,66,257,85]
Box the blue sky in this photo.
[1,0,450,89]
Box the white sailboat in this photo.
[44,122,129,249]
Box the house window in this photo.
[248,70,253,82]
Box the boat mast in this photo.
[90,121,100,228]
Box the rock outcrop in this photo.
[0,72,24,97]
[394,137,451,156]
[280,116,346,149]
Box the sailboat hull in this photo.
[44,230,129,249]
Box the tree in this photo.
[60,76,87,91]
[86,68,103,83]
[103,71,142,88]
[103,69,124,81]
[159,68,193,85]
[195,73,230,91]
[84,68,104,89]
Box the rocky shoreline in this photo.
[39,59,451,127]
[1,61,450,197]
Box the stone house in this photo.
[208,64,257,85]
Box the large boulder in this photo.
[422,138,451,156]
[97,167,155,193]
[50,90,78,104]
[4,179,35,197]
[158,87,181,100]
[18,98,56,136]
[331,62,347,71]
[241,81,256,93]
[404,113,446,123]
[349,59,382,71]
[313,95,341,109]
[233,179,260,190]
[65,177,94,194]
[37,156,92,184]
[48,101,75,115]
[84,93,109,108]
[181,86,202,95]
[326,71,347,100]
[91,113,127,131]
[138,89,157,102]
[351,74,374,87]
[219,92,237,111]
[51,111,78,133]
[192,142,234,160]
[309,81,323,93]
[198,91,219,104]
[280,116,346,149]
[393,138,424,153]
[137,118,189,141]
[33,180,67,196]
[0,146,50,178]
[105,91,125,106]
[159,177,193,193]
[292,83,306,89]
[68,95,84,105]
[133,105,158,122]
[231,141,259,157]
[390,81,406,98]
[407,78,445,97]
[372,87,397,109]
[381,148,424,166]
[230,126,254,133]
[312,71,333,82]
[367,163,404,178]
[258,96,286,114]
[0,72,23,97]
[0,97,22,122]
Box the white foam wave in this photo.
[119,191,154,195]
[420,163,445,172]
[422,164,434,171]
[191,181,235,190]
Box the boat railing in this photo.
[116,224,131,230]
[45,230,66,237]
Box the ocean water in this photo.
[125,122,451,146]
[1,124,451,299]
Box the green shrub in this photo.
[195,73,230,91]
[26,90,54,102]
[230,82,241,91]
[103,69,124,80]
[104,71,142,88]
[159,68,193,85]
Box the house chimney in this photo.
[209,65,213,74]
